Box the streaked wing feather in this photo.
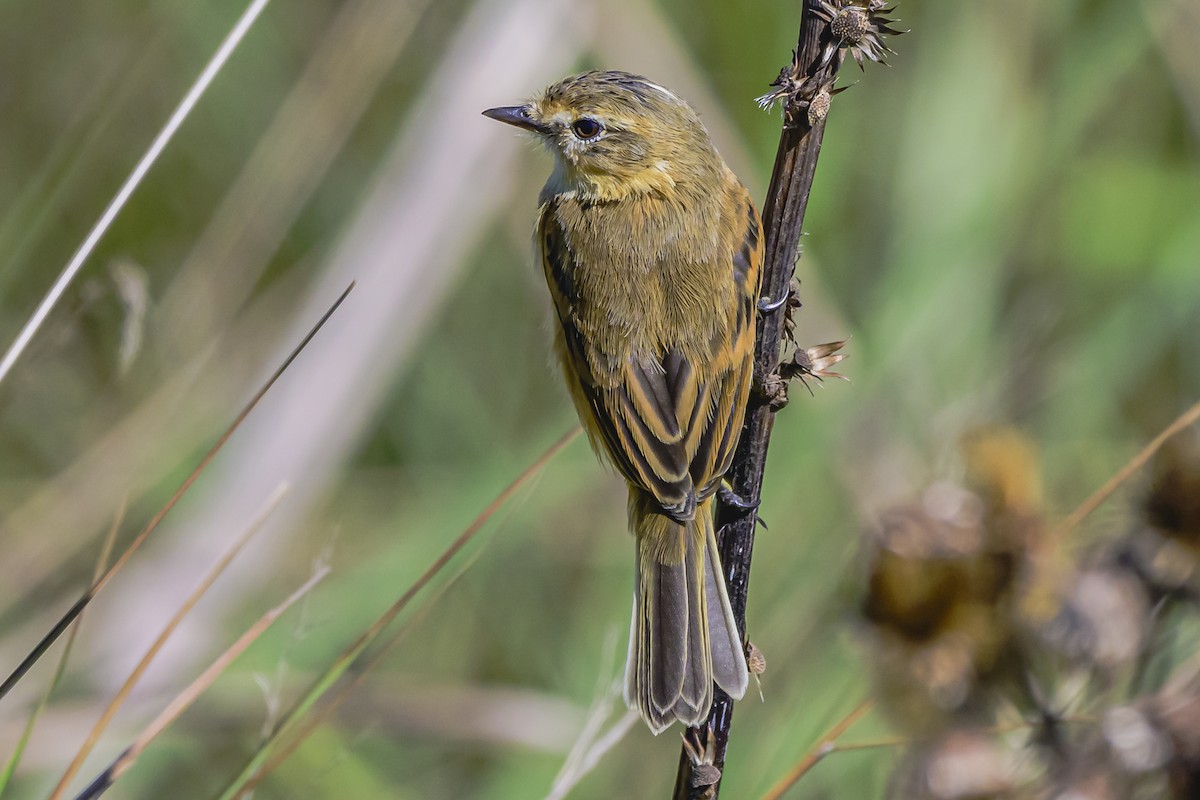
[691,193,762,494]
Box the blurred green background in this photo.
[1,0,1197,797]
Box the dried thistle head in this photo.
[780,338,849,392]
[755,57,803,112]
[815,0,906,69]
[756,72,847,131]
[681,728,721,788]
[961,427,1046,569]
[1104,662,1200,798]
[886,728,1036,799]
[1122,434,1200,598]
[1144,434,1200,543]
[1034,565,1150,675]
[861,485,1018,732]
[961,428,1043,527]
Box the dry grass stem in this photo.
[48,484,291,800]
[216,426,581,799]
[158,0,432,356]
[0,503,123,796]
[546,631,632,800]
[759,699,875,800]
[0,283,353,702]
[154,0,595,613]
[1055,398,1200,537]
[240,548,485,793]
[73,564,330,800]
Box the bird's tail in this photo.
[624,492,749,734]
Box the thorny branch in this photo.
[672,2,902,797]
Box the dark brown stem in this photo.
[672,3,840,797]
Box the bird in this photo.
[483,70,759,733]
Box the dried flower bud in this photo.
[691,764,721,788]
[780,339,849,391]
[808,89,832,126]
[747,641,767,675]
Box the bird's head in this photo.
[483,70,720,201]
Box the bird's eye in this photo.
[570,118,602,140]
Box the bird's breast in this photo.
[546,191,728,364]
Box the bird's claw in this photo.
[719,485,760,512]
[757,292,789,314]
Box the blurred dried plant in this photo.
[856,418,1200,798]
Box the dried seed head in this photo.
[889,729,1035,799]
[780,339,849,392]
[1122,434,1200,597]
[830,6,870,43]
[807,89,832,126]
[1037,566,1150,673]
[691,764,721,788]
[1144,434,1200,542]
[861,489,1018,733]
[815,0,906,69]
[747,642,767,675]
[961,428,1043,524]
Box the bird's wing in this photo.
[692,188,762,494]
[537,190,763,515]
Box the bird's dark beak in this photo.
[481,105,547,134]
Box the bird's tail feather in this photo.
[624,494,748,734]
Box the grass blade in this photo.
[72,564,330,800]
[241,547,483,792]
[759,700,875,800]
[0,503,123,796]
[0,282,354,703]
[48,484,291,800]
[215,426,580,800]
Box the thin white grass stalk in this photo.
[94,565,331,795]
[48,483,290,800]
[545,629,639,800]
[546,631,620,799]
[0,0,274,387]
[546,710,639,800]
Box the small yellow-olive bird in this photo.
[484,70,760,733]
